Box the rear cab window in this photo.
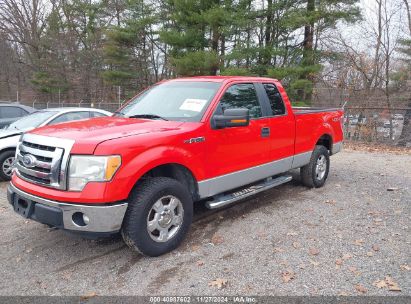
[262,83,286,116]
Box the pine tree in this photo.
[297,0,361,103]
[159,0,232,76]
[31,4,69,97]
[102,0,156,96]
[223,0,361,105]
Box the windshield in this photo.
[116,81,221,122]
[7,111,56,131]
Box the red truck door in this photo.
[205,83,271,184]
[258,82,295,164]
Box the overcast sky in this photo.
[333,0,409,56]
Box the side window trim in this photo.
[255,83,273,117]
[260,82,288,118]
[252,82,273,118]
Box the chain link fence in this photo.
[39,103,411,147]
[343,107,411,147]
[30,101,123,113]
[6,99,411,148]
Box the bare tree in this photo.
[403,0,411,36]
[0,0,47,69]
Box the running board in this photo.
[205,175,292,209]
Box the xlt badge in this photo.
[184,137,205,144]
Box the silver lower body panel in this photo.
[332,141,343,155]
[8,182,128,233]
[198,151,312,198]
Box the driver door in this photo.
[205,83,271,194]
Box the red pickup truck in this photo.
[8,76,343,256]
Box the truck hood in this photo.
[29,117,185,153]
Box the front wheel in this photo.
[121,177,193,256]
[300,145,330,188]
[0,150,15,181]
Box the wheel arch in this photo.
[130,163,200,202]
[0,147,17,155]
[0,148,16,180]
[315,133,333,152]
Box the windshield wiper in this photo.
[127,114,168,121]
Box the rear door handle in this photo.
[261,127,270,138]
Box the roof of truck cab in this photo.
[166,76,279,83]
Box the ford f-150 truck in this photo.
[8,76,343,256]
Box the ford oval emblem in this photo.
[22,154,37,168]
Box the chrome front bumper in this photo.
[8,183,128,233]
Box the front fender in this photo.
[0,135,19,152]
[94,142,206,201]
[121,146,203,191]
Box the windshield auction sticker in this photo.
[179,99,207,112]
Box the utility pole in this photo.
[58,89,61,107]
[16,90,19,103]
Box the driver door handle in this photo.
[261,127,270,138]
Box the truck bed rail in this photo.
[293,107,342,114]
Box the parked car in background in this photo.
[0,107,111,181]
[0,103,35,128]
[393,114,404,120]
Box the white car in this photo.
[0,107,112,181]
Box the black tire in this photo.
[0,150,15,181]
[121,177,193,256]
[300,145,330,188]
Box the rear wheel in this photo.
[0,150,15,181]
[121,177,193,256]
[300,145,330,188]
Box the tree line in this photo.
[0,0,409,107]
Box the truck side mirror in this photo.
[213,108,250,129]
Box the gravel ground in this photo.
[0,149,410,296]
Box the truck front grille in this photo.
[15,134,75,190]
[22,141,56,152]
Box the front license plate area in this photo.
[13,195,34,218]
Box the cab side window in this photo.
[49,111,90,125]
[217,83,262,119]
[263,83,286,116]
[90,111,107,118]
[0,106,25,118]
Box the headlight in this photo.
[68,155,121,191]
